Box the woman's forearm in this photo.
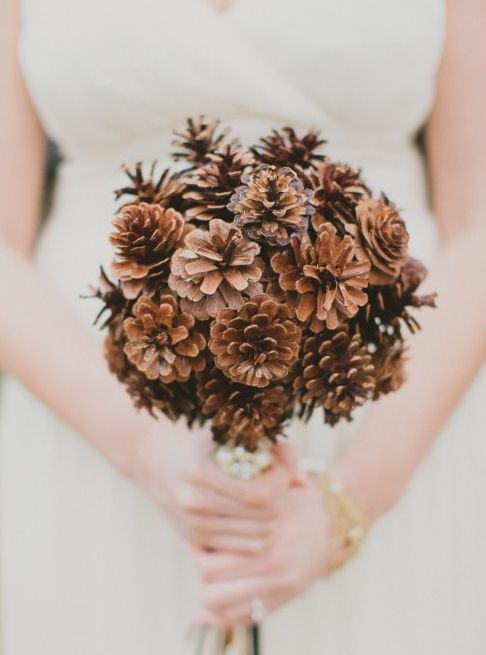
[334,222,486,521]
[1,0,159,478]
[0,239,158,474]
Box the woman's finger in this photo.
[191,548,268,583]
[189,515,276,539]
[195,458,291,508]
[195,592,285,629]
[219,593,284,627]
[191,534,270,556]
[274,440,306,487]
[178,486,278,520]
[201,576,277,613]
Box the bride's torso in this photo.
[18,0,445,320]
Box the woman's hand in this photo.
[192,475,332,627]
[128,421,296,555]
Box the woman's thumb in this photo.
[274,440,307,487]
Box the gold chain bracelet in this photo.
[301,460,370,572]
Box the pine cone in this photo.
[172,116,230,167]
[356,256,436,343]
[184,145,254,221]
[209,293,301,387]
[252,127,326,170]
[123,294,206,383]
[127,376,200,423]
[110,203,191,298]
[294,326,375,425]
[228,165,314,245]
[271,225,369,332]
[371,338,407,400]
[169,219,263,320]
[198,368,290,450]
[104,327,199,422]
[89,267,131,334]
[349,196,409,285]
[401,256,433,298]
[114,162,186,210]
[104,324,130,379]
[303,161,370,234]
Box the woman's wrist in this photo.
[107,408,164,481]
[108,415,146,479]
[78,377,158,480]
[319,471,370,572]
[332,448,404,524]
[301,461,372,573]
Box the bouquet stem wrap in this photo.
[190,624,260,655]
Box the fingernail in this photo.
[293,466,309,485]
[294,472,308,487]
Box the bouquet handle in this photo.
[190,624,260,655]
[251,625,260,655]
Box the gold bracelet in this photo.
[302,461,370,573]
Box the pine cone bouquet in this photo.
[89,116,434,473]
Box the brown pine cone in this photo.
[104,327,199,421]
[114,162,186,210]
[127,376,200,423]
[184,145,254,222]
[104,324,130,379]
[198,368,290,450]
[271,225,369,332]
[89,267,131,334]
[252,127,326,170]
[110,203,191,298]
[303,161,370,234]
[123,294,206,383]
[228,165,314,245]
[104,330,171,418]
[356,256,436,343]
[169,219,263,320]
[172,116,230,167]
[400,256,432,298]
[371,338,407,400]
[349,196,409,285]
[209,293,301,388]
[294,326,375,425]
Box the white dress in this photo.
[1,1,486,653]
